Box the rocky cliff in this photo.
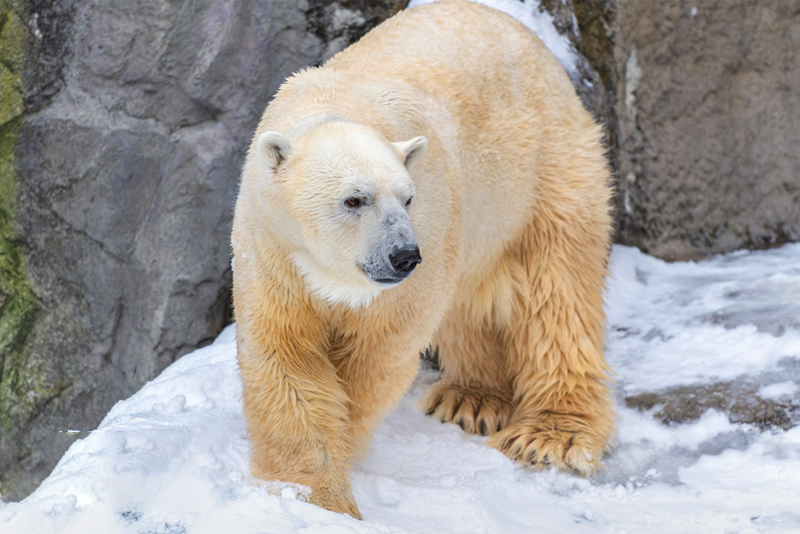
[0,0,397,501]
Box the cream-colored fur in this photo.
[232,0,614,519]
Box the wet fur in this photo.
[232,0,614,519]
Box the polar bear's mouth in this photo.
[371,277,403,285]
[360,267,407,286]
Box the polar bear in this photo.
[232,0,614,518]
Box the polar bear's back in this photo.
[327,0,576,113]
[260,0,608,288]
[325,1,602,276]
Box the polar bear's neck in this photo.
[291,250,385,309]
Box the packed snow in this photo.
[3,244,800,534]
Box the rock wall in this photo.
[544,0,800,260]
[614,0,800,259]
[0,0,397,501]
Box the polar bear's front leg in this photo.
[236,316,361,519]
[328,331,424,459]
[487,222,614,476]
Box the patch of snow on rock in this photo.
[758,381,799,400]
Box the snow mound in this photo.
[3,244,800,533]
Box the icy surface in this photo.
[606,245,800,393]
[408,0,578,75]
[3,244,800,533]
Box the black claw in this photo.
[457,418,466,430]
[425,397,443,416]
[479,420,487,436]
[503,435,518,452]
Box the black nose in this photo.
[389,245,422,274]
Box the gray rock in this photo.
[1,0,396,501]
[614,0,800,260]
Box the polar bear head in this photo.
[252,120,427,307]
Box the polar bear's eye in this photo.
[344,197,363,209]
[405,196,413,207]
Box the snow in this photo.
[3,243,800,534]
[408,0,578,75]
[606,245,800,393]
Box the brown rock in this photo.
[614,0,800,259]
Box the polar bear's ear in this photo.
[393,136,427,169]
[257,131,292,174]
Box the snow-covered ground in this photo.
[3,244,800,534]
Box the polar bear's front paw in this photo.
[488,414,604,476]
[422,383,512,436]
